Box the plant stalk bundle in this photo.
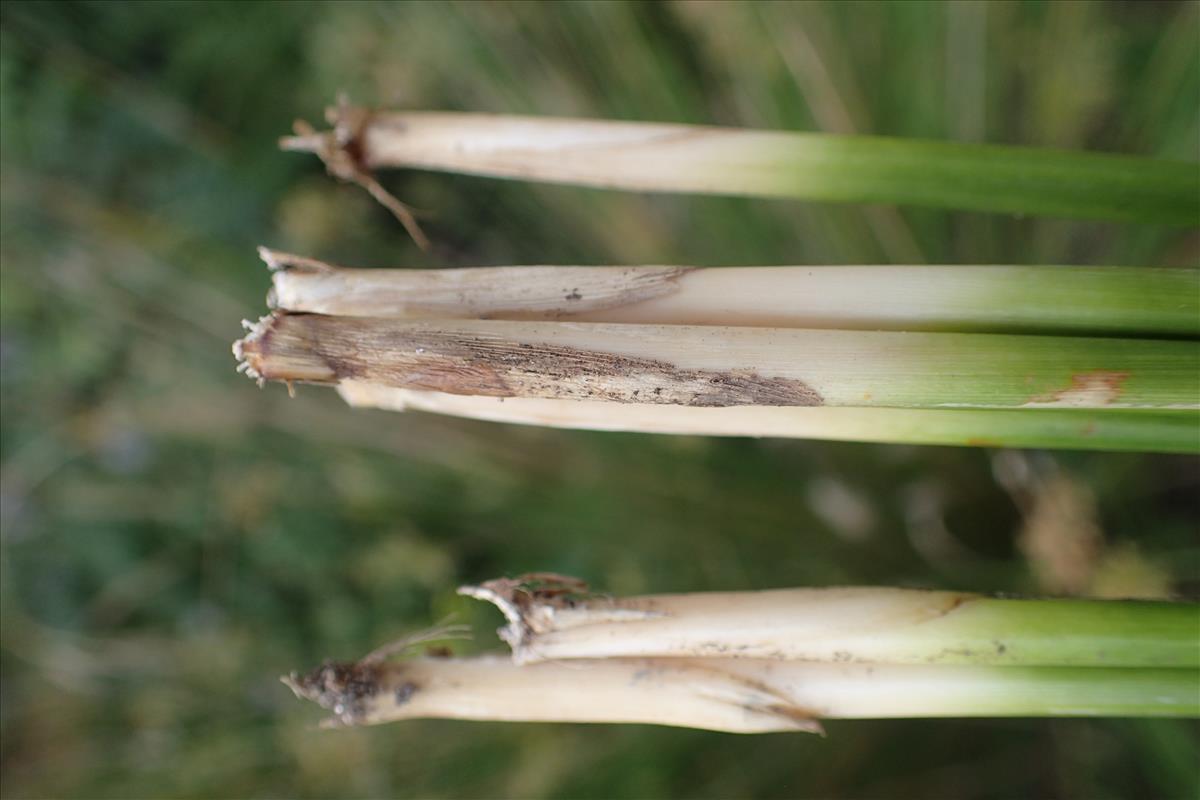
[283,578,1200,733]
[281,102,1200,227]
[237,251,1200,452]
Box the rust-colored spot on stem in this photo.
[1026,370,1130,407]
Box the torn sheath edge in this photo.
[282,652,824,735]
[457,574,663,661]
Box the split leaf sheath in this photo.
[264,252,1200,338]
[235,313,1199,410]
[459,580,1200,669]
[283,655,1199,734]
[284,581,1200,732]
[338,385,1200,454]
[281,107,1200,226]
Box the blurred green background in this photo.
[1,1,1198,798]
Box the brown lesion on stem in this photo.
[282,624,468,728]
[280,94,431,251]
[231,313,825,407]
[458,573,596,650]
[458,574,669,660]
[1025,370,1131,407]
[686,662,826,735]
[282,659,385,728]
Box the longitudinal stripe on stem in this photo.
[281,104,1200,226]
[338,385,1200,454]
[233,313,1199,410]
[460,578,1200,669]
[262,250,1200,338]
[282,654,1200,733]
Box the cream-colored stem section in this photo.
[343,656,819,733]
[468,586,976,664]
[337,385,1197,453]
[357,112,787,194]
[284,655,1196,733]
[457,582,1198,668]
[338,383,898,435]
[266,254,1200,337]
[279,105,1200,226]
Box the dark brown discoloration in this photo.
[482,574,592,613]
[237,313,824,407]
[282,660,384,726]
[458,573,597,650]
[394,682,418,706]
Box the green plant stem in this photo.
[460,579,1200,669]
[282,107,1200,226]
[235,314,1200,410]
[283,655,1200,733]
[341,386,1200,454]
[261,250,1200,338]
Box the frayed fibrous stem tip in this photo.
[281,96,430,250]
[231,314,278,387]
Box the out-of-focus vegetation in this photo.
[1,2,1197,798]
